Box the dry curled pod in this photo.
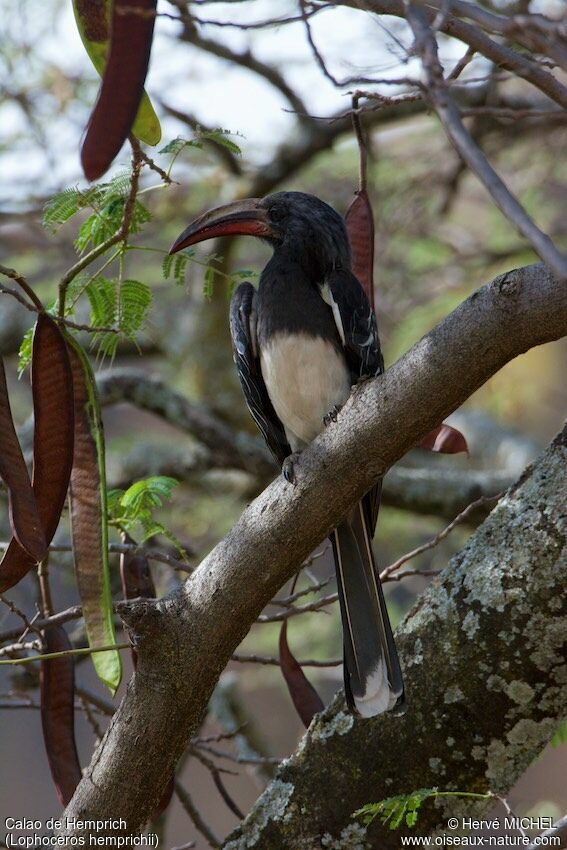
[279,620,324,728]
[418,423,469,455]
[40,625,82,806]
[345,188,376,312]
[0,315,74,592]
[81,0,158,180]
[0,359,46,562]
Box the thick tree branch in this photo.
[57,263,566,838]
[225,425,566,849]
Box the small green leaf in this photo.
[107,476,181,550]
[159,137,203,156]
[17,328,34,377]
[43,187,98,232]
[86,277,117,328]
[118,279,152,337]
[353,789,439,831]
[406,811,419,828]
[200,128,243,156]
[162,251,194,284]
[203,266,215,300]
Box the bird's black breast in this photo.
[255,257,341,349]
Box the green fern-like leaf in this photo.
[99,171,132,203]
[107,477,183,550]
[203,266,215,300]
[85,277,117,328]
[200,128,242,156]
[93,331,120,362]
[159,137,203,155]
[43,187,96,231]
[162,250,193,286]
[354,789,438,830]
[118,279,152,337]
[74,192,150,254]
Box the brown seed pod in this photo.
[279,620,324,728]
[81,0,157,180]
[0,359,46,562]
[40,625,82,806]
[0,315,74,592]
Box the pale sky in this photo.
[0,0,539,202]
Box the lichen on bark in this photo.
[223,428,566,849]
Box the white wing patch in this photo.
[321,282,346,346]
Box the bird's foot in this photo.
[323,404,342,427]
[282,452,301,485]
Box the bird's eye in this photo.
[269,205,286,222]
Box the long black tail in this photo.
[331,501,405,717]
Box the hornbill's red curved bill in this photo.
[171,191,405,717]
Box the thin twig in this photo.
[193,743,281,766]
[0,284,119,335]
[38,554,54,618]
[0,640,41,657]
[351,94,368,192]
[231,652,341,667]
[0,540,194,574]
[79,694,105,741]
[447,46,476,81]
[256,592,338,622]
[57,140,144,317]
[380,491,504,580]
[189,747,244,819]
[0,265,44,311]
[130,135,172,184]
[0,595,43,639]
[174,780,220,849]
[0,642,131,665]
[0,605,83,643]
[405,3,567,280]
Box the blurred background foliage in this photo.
[0,0,565,844]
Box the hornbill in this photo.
[170,191,405,717]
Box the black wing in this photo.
[325,268,384,383]
[325,268,384,534]
[230,282,291,465]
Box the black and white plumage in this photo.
[171,190,405,717]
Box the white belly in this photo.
[260,333,351,449]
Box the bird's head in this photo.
[170,191,350,278]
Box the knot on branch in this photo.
[493,271,520,297]
[117,595,162,637]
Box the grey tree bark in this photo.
[57,263,567,840]
[223,425,566,849]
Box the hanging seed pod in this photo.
[40,625,82,806]
[279,620,324,728]
[0,359,45,562]
[80,0,159,180]
[0,315,74,592]
[66,332,122,695]
[345,188,376,312]
[418,423,469,455]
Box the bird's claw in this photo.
[323,404,342,427]
[282,452,301,485]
